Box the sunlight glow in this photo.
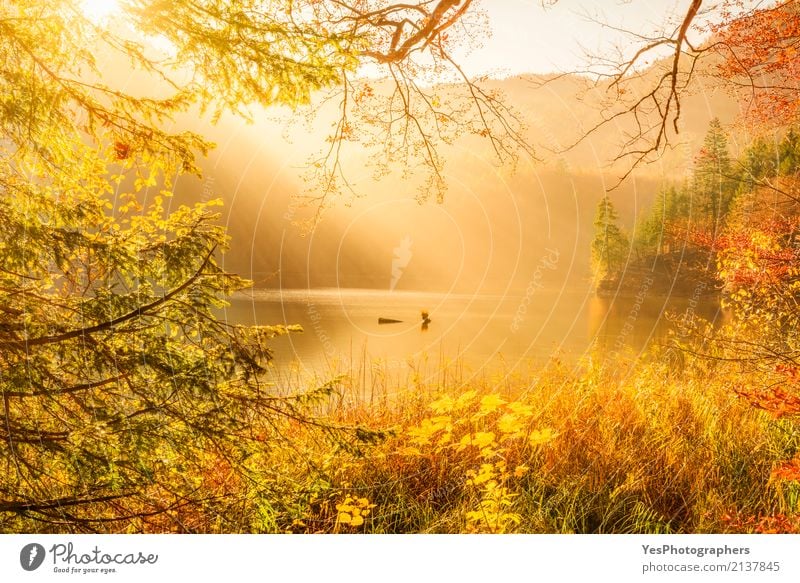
[80,0,120,23]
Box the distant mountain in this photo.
[171,58,753,294]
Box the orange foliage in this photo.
[721,511,800,533]
[714,1,800,128]
[113,141,131,160]
[771,456,800,482]
[734,385,800,418]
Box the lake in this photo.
[222,286,724,380]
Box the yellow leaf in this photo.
[479,394,506,414]
[498,413,524,435]
[430,395,455,413]
[454,390,478,409]
[508,402,534,417]
[408,415,451,445]
[468,463,496,486]
[338,512,352,525]
[459,431,496,450]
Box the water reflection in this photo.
[221,286,724,375]
[588,293,726,357]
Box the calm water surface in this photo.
[221,286,723,375]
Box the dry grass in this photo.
[258,350,800,533]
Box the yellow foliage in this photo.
[336,496,375,530]
[386,388,559,532]
[466,463,496,486]
[479,394,507,414]
[497,413,526,436]
[455,390,479,410]
[508,402,534,417]
[459,431,496,450]
[408,415,452,445]
[429,395,455,414]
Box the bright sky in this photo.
[80,0,761,79]
[459,0,739,77]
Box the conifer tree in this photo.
[592,195,630,279]
[691,118,735,234]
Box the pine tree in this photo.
[691,118,735,234]
[635,185,690,256]
[592,195,630,279]
[738,137,776,182]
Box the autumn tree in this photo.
[0,0,523,532]
[289,0,532,203]
[673,130,800,490]
[719,129,800,301]
[713,0,800,130]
